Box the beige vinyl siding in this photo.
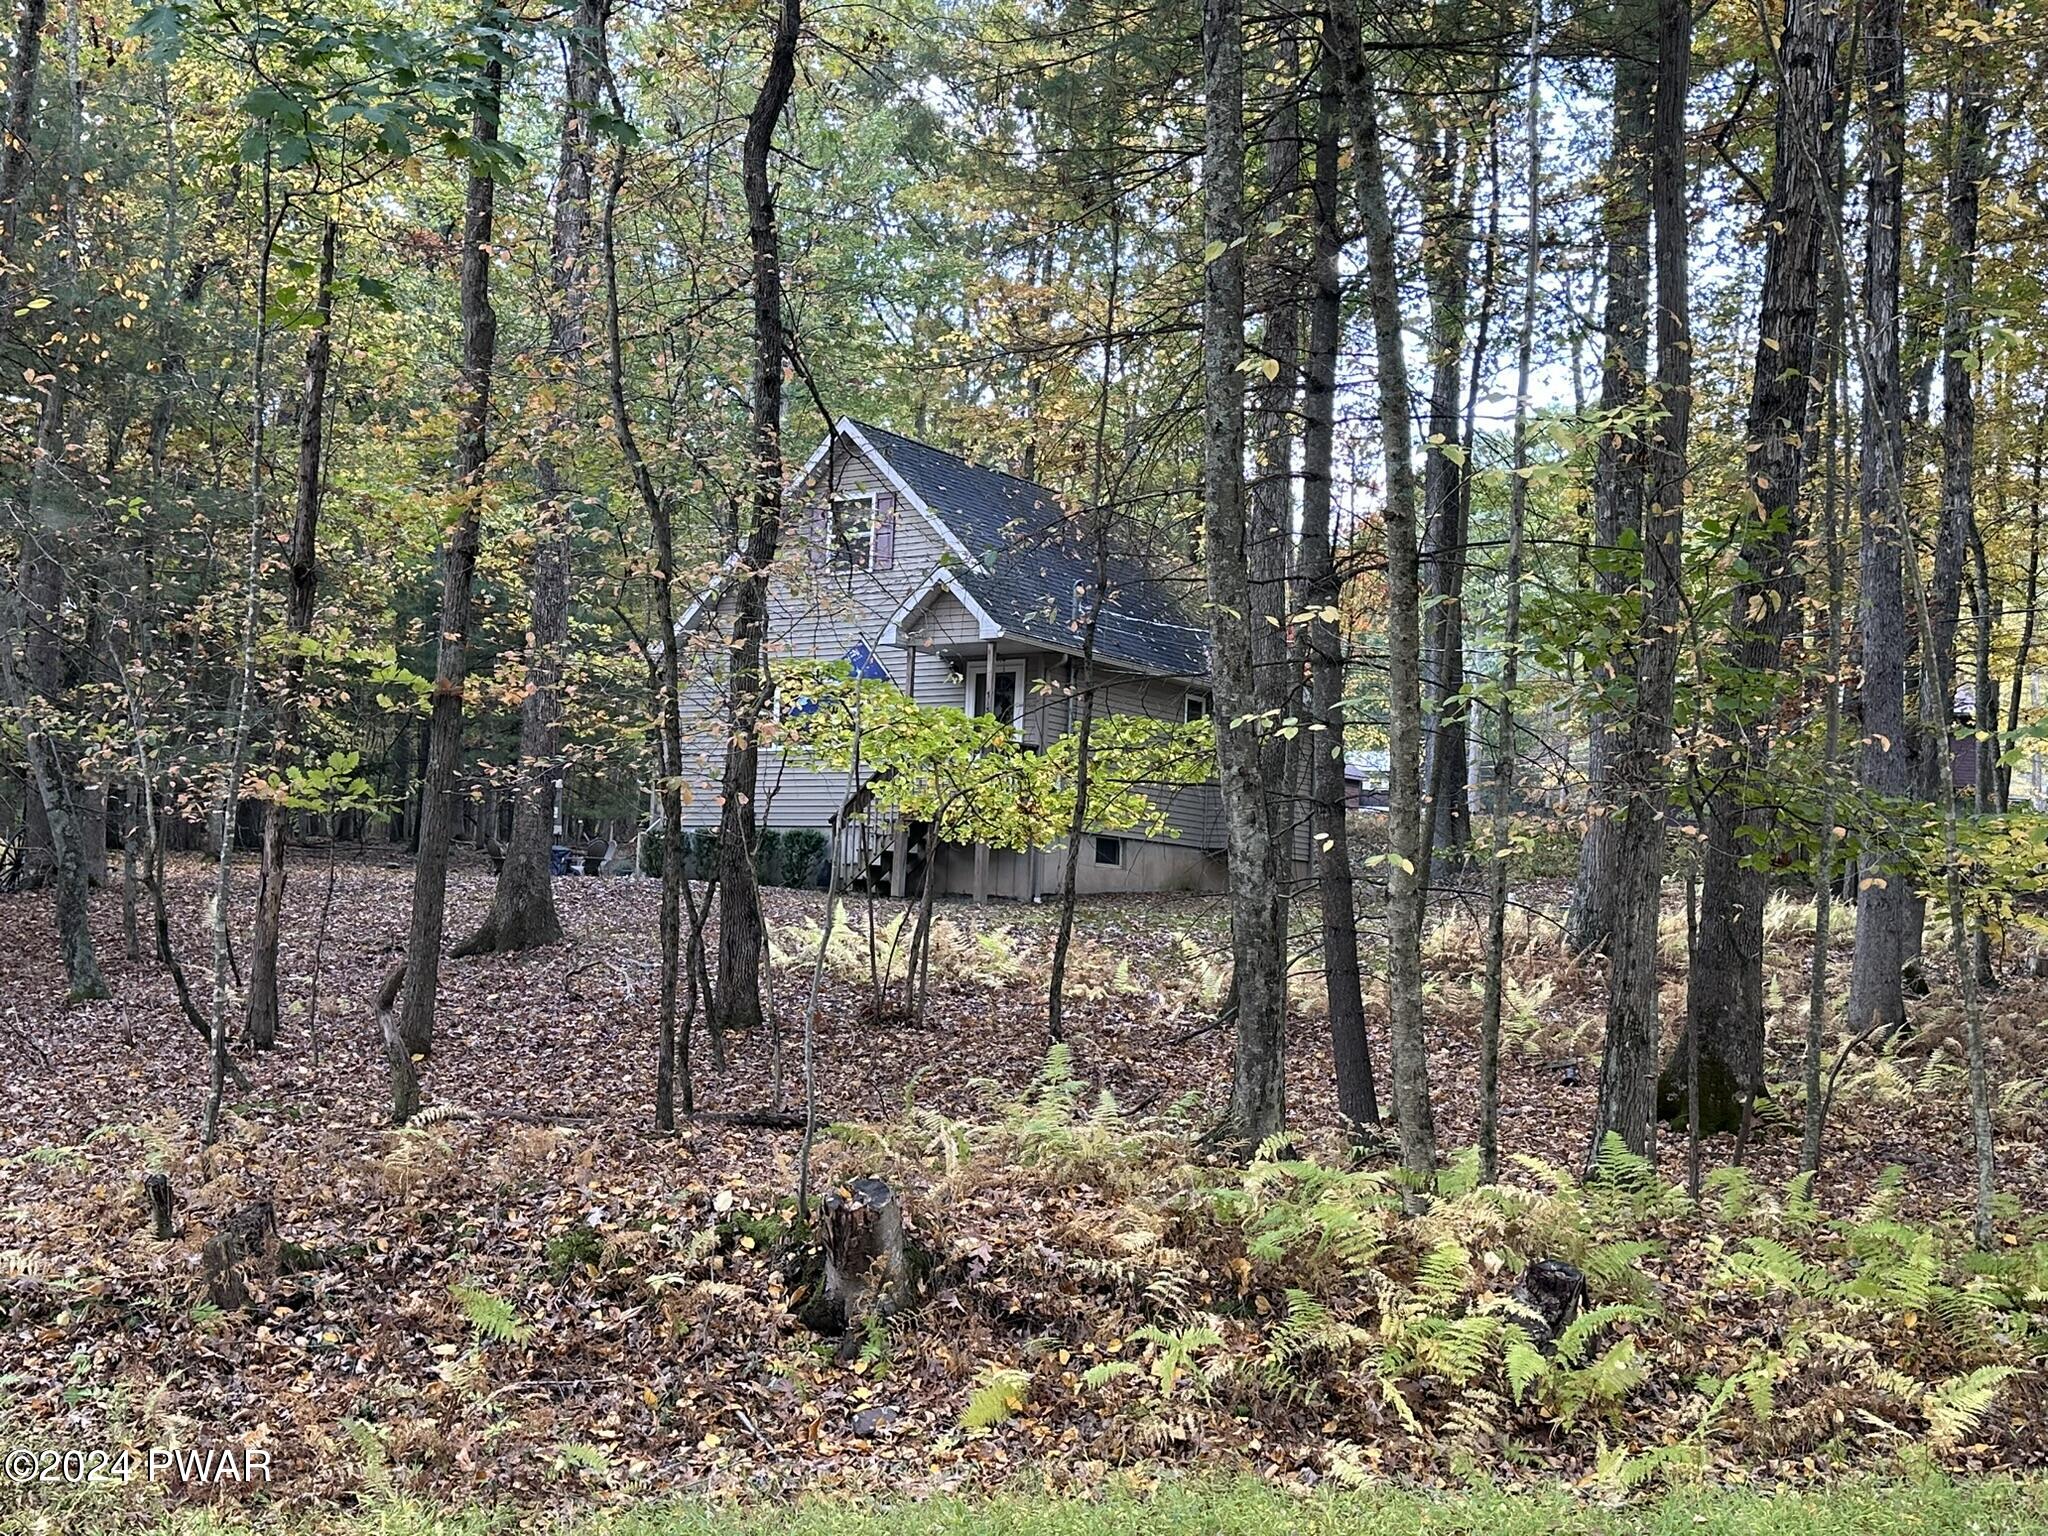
[671,430,1228,886]
[674,439,967,833]
[907,589,986,650]
[1093,672,1225,849]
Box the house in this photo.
[670,419,1229,898]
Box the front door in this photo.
[967,664,1024,727]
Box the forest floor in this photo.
[2,852,2046,1523]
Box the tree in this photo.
[396,15,507,1065]
[1201,0,1287,1149]
[1592,0,1688,1162]
[713,0,802,1043]
[1665,0,1840,1135]
[1299,34,1379,1140]
[460,0,608,958]
[1565,3,1653,959]
[246,217,339,1049]
[1418,96,1482,865]
[1845,0,1911,1041]
[1479,3,1541,1185]
[0,0,105,1004]
[1332,0,1435,1178]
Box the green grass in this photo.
[10,1475,2046,1536]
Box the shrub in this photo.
[778,828,828,887]
[756,828,785,887]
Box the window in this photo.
[1093,835,1124,868]
[1183,691,1212,724]
[821,493,897,572]
[966,664,1025,727]
[828,496,874,569]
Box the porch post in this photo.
[974,639,995,903]
[891,649,913,898]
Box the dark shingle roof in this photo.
[848,420,1209,679]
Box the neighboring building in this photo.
[671,419,1230,897]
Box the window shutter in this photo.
[806,496,829,565]
[872,494,897,570]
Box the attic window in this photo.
[824,493,897,572]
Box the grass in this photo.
[8,1475,2045,1536]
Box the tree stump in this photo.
[200,1199,279,1311]
[376,961,419,1125]
[819,1177,913,1330]
[143,1173,176,1240]
[1508,1258,1588,1351]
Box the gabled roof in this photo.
[846,420,1209,679]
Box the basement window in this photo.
[1093,835,1124,868]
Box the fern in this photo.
[1504,1333,1548,1405]
[1553,1304,1650,1367]
[1263,1288,1331,1372]
[1079,1360,1139,1390]
[1581,1238,1662,1295]
[961,1365,1031,1430]
[1922,1365,2022,1448]
[1703,1165,1756,1225]
[857,1312,891,1375]
[549,1441,611,1480]
[450,1282,531,1345]
[1412,1239,1471,1309]
[1589,1132,1657,1193]
[1129,1320,1224,1397]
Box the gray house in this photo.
[671,419,1229,898]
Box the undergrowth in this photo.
[823,1047,2048,1487]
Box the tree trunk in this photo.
[1481,14,1540,1185]
[1665,0,1839,1133]
[0,0,46,302]
[1203,0,1285,1150]
[463,0,604,958]
[1300,40,1378,1139]
[1938,46,1996,1242]
[1419,119,1476,864]
[1332,2,1435,1177]
[397,30,503,1059]
[1592,0,1688,1164]
[1048,206,1122,1046]
[1803,167,1848,1177]
[6,378,106,1000]
[1846,0,1911,1041]
[2001,428,2044,809]
[1565,8,1654,958]
[1251,55,1300,902]
[598,32,695,1128]
[712,0,802,1043]
[246,218,338,1050]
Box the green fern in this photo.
[962,1365,1031,1430]
[1079,1360,1139,1390]
[1590,1132,1657,1192]
[1263,1288,1331,1372]
[1581,1238,1662,1295]
[1703,1165,1756,1225]
[1504,1332,1548,1405]
[1923,1364,2022,1448]
[1129,1320,1224,1397]
[450,1282,531,1345]
[548,1441,611,1480]
[1412,1239,1471,1309]
[857,1312,891,1375]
